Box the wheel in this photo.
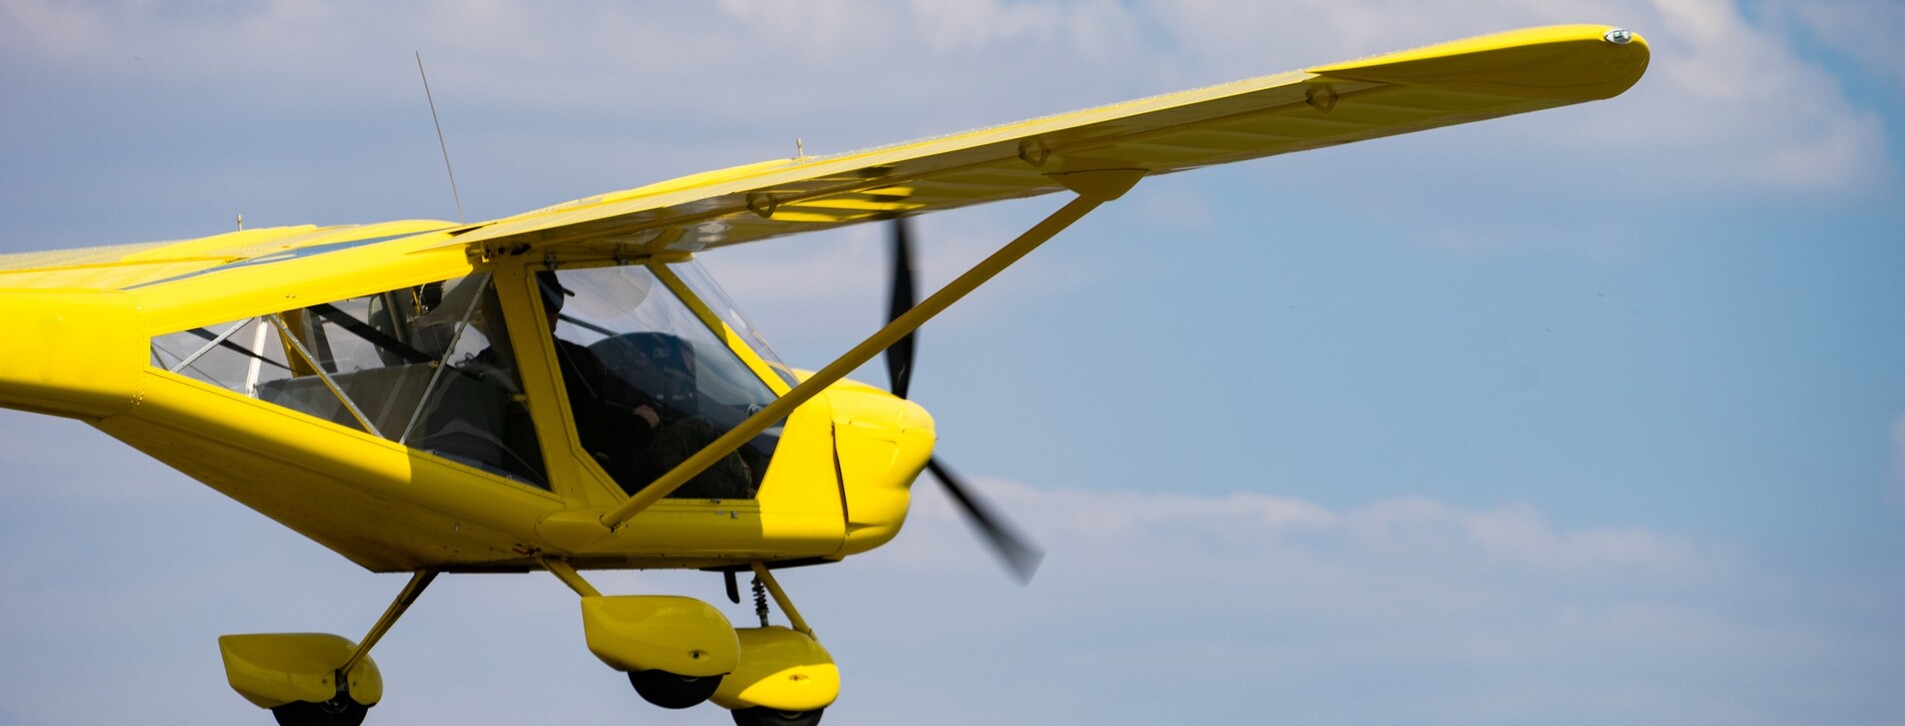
[730,706,825,726]
[627,669,723,709]
[269,696,369,726]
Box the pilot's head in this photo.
[536,270,572,326]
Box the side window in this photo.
[540,265,781,499]
[149,273,548,488]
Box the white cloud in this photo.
[1143,0,1892,195]
[825,479,1881,724]
[3,0,1886,201]
[1636,0,1888,190]
[0,444,1896,724]
[1786,0,1905,90]
[887,479,1706,581]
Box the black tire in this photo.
[730,706,825,726]
[627,669,723,709]
[270,697,370,726]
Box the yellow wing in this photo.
[0,24,1646,289]
[457,24,1647,254]
[0,221,459,291]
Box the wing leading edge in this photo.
[456,24,1648,255]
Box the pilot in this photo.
[538,271,664,488]
[538,270,753,499]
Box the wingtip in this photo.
[1309,24,1651,101]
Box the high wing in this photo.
[456,24,1647,256]
[0,25,1646,290]
[0,221,458,291]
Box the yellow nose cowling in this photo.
[821,378,936,557]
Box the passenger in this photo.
[414,280,548,487]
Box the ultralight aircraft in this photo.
[0,25,1648,726]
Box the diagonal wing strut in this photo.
[591,169,1144,533]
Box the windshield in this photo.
[668,259,799,389]
[541,263,781,499]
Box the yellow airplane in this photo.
[0,25,1646,726]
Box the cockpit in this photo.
[536,262,786,499]
[148,257,793,502]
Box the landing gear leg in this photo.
[747,563,812,637]
[339,569,438,681]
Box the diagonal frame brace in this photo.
[599,169,1143,531]
[337,569,438,679]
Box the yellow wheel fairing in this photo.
[580,595,740,677]
[218,633,383,709]
[710,627,840,713]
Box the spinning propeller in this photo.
[883,217,1045,583]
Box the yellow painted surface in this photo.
[710,627,840,712]
[0,221,458,292]
[0,259,222,290]
[1309,24,1649,98]
[493,257,633,509]
[104,369,564,571]
[753,392,847,545]
[0,27,1647,289]
[0,290,145,419]
[579,595,740,676]
[448,25,1647,254]
[825,378,934,556]
[128,229,471,336]
[218,633,382,708]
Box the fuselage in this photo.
[0,220,934,572]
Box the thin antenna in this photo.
[236,213,244,231]
[416,51,464,224]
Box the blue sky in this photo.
[2,1,1902,725]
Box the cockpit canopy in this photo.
[538,262,787,498]
[149,258,791,500]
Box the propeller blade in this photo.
[879,216,1044,582]
[884,217,918,399]
[926,456,1044,583]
